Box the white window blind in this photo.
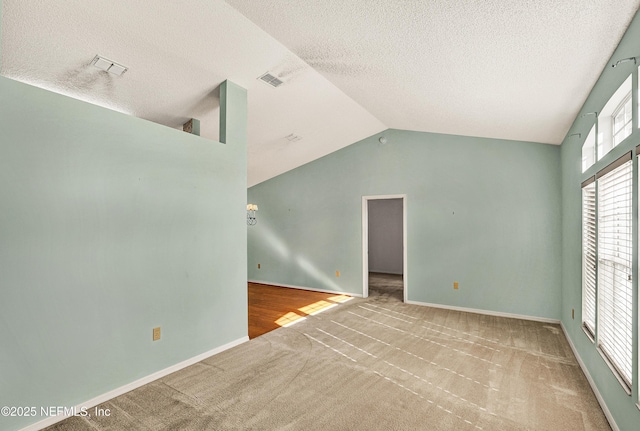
[597,157,633,387]
[581,180,596,335]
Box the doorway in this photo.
[362,195,407,301]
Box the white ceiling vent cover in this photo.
[91,55,128,76]
[284,133,302,142]
[258,72,283,88]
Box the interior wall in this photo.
[368,198,403,274]
[560,8,640,431]
[247,128,561,320]
[0,76,248,431]
[1,0,3,69]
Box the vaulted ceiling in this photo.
[2,1,639,186]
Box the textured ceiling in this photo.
[227,0,640,145]
[0,0,385,186]
[2,1,640,186]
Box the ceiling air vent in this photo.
[91,55,128,76]
[284,133,302,143]
[258,72,283,88]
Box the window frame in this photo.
[581,177,597,338]
[584,152,634,393]
[582,125,597,173]
[598,75,632,161]
[612,93,632,147]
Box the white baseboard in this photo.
[248,279,362,298]
[19,336,249,431]
[404,300,560,324]
[560,323,619,431]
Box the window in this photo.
[596,154,633,389]
[581,178,596,335]
[582,125,596,172]
[612,94,632,147]
[598,75,632,160]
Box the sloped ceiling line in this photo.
[2,0,640,185]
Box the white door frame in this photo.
[362,194,407,301]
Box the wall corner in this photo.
[219,80,247,146]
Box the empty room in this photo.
[2,1,640,430]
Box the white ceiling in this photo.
[2,1,640,186]
[227,0,640,145]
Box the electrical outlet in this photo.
[153,327,161,341]
[453,281,459,290]
[336,270,340,277]
[258,263,261,269]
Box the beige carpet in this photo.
[368,272,404,301]
[45,275,610,431]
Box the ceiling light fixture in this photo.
[258,72,283,88]
[91,55,128,76]
[379,136,388,144]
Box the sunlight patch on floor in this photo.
[358,305,414,323]
[418,324,501,352]
[366,303,418,319]
[304,332,357,362]
[422,320,502,345]
[372,370,483,430]
[299,300,334,315]
[329,319,499,391]
[307,326,486,430]
[348,310,503,368]
[328,295,353,303]
[271,294,352,331]
[276,312,305,327]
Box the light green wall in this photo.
[248,129,562,320]
[220,80,247,145]
[1,0,3,70]
[560,9,640,431]
[0,76,247,431]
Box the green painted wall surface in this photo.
[219,80,247,145]
[248,129,561,320]
[0,76,247,431]
[1,0,3,69]
[560,9,640,431]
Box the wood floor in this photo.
[248,282,351,339]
